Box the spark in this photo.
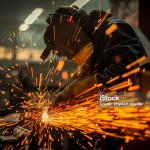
[74,27,81,42]
[0,47,150,150]
[56,59,65,72]
[105,24,118,36]
[126,56,147,69]
[62,71,69,80]
[108,79,133,91]
[122,67,140,78]
[72,18,81,42]
[75,83,103,98]
[128,85,141,91]
[93,9,111,34]
[21,98,150,142]
[106,76,120,84]
[30,66,34,79]
[39,73,43,88]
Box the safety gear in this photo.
[41,6,91,60]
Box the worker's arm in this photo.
[93,19,147,84]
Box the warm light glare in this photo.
[19,8,43,31]
[19,24,29,31]
[42,108,49,122]
[71,0,90,9]
[24,8,43,25]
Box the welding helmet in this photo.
[41,6,93,62]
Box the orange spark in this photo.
[105,24,118,36]
[128,85,141,91]
[122,68,140,78]
[106,76,120,84]
[56,59,65,72]
[108,79,132,90]
[126,56,147,69]
[62,71,69,80]
[75,83,103,98]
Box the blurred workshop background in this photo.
[0,0,149,63]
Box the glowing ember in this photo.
[56,59,65,72]
[62,71,69,80]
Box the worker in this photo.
[41,6,148,104]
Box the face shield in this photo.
[41,6,94,64]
